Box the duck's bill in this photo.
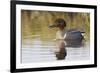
[48,24,57,28]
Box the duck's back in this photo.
[65,29,84,47]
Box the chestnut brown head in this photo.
[48,18,66,28]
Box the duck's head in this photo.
[48,18,66,29]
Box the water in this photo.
[22,38,90,63]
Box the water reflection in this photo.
[22,37,90,63]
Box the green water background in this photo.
[21,10,90,45]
